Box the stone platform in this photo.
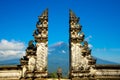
[47,78,70,80]
[21,78,70,80]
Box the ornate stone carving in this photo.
[69,10,96,78]
[36,43,47,71]
[20,9,48,79]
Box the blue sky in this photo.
[0,0,120,63]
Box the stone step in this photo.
[21,78,70,80]
[47,79,70,80]
[0,79,70,80]
[34,79,70,80]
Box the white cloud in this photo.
[62,50,66,53]
[85,35,92,42]
[88,44,93,49]
[48,48,55,55]
[48,48,55,52]
[85,35,93,49]
[0,39,25,61]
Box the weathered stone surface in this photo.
[36,43,47,71]
[69,10,96,78]
[0,70,21,79]
[20,9,48,79]
[69,9,120,79]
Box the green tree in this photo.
[48,72,57,78]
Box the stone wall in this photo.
[0,70,21,79]
[94,65,120,79]
[0,65,21,79]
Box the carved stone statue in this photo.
[57,67,62,80]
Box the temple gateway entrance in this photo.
[0,9,120,80]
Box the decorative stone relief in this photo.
[69,9,96,78]
[28,56,36,72]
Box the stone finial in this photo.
[69,9,80,23]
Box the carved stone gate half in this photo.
[20,9,48,79]
[69,10,96,79]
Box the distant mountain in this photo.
[0,42,118,76]
[95,57,118,64]
[48,42,69,76]
[48,42,118,76]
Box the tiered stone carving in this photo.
[69,10,96,78]
[33,9,48,73]
[20,9,48,79]
[20,40,36,78]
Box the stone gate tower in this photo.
[20,9,48,79]
[69,10,96,79]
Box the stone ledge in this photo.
[20,78,70,80]
[96,65,120,69]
